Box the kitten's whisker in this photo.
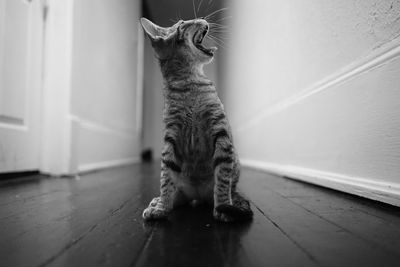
[209,25,227,30]
[192,0,197,18]
[197,0,203,13]
[204,7,228,20]
[205,13,221,22]
[206,35,219,45]
[209,31,229,36]
[205,8,227,20]
[208,34,228,47]
[208,23,228,28]
[213,16,232,23]
[209,27,229,33]
[175,11,181,23]
[209,26,229,34]
[205,0,214,13]
[206,35,227,49]
[208,19,228,28]
[208,39,226,50]
[209,25,229,30]
[211,35,229,42]
[210,32,228,37]
[208,16,230,23]
[208,34,226,43]
[209,28,228,33]
[209,21,228,25]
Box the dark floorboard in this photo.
[0,163,400,267]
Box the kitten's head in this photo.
[140,17,217,67]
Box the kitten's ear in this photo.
[140,17,167,41]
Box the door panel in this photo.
[0,0,43,172]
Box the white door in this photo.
[0,0,44,173]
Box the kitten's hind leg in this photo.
[212,133,253,221]
[212,132,245,222]
[216,192,253,221]
[212,158,235,222]
[217,164,253,220]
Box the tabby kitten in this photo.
[141,17,253,222]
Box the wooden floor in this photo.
[1,163,400,267]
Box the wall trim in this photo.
[69,114,138,139]
[78,157,140,174]
[241,159,400,207]
[69,115,140,174]
[0,116,28,131]
[237,36,400,133]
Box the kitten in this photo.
[141,17,252,222]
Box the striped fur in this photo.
[141,17,252,222]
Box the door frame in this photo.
[40,0,75,175]
[40,0,144,176]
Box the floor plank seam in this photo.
[38,223,99,267]
[251,201,319,265]
[282,193,400,259]
[37,195,138,266]
[357,206,400,224]
[129,225,156,267]
[262,182,370,237]
[109,198,132,217]
[0,189,64,207]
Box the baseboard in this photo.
[241,159,400,207]
[0,170,40,180]
[78,157,140,173]
[69,115,141,174]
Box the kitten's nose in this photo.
[197,18,208,27]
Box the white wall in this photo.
[70,0,142,172]
[221,0,400,206]
[42,0,142,174]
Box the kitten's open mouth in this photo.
[193,27,217,57]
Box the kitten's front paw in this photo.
[142,206,169,220]
[213,208,234,222]
[142,197,169,220]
